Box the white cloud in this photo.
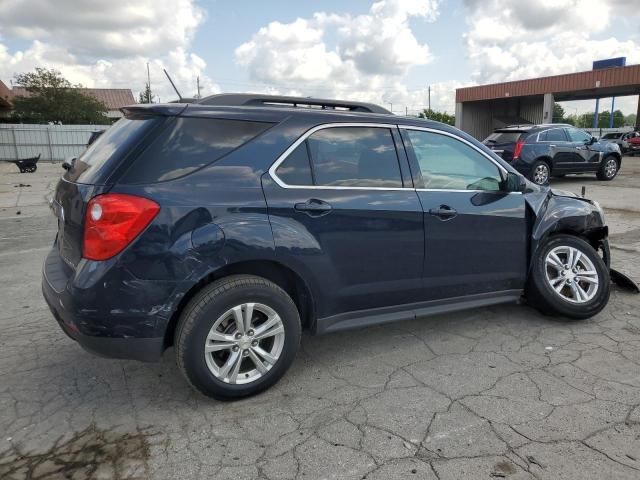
[0,0,204,58]
[235,0,444,110]
[464,0,640,84]
[0,0,217,101]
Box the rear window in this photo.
[69,117,159,184]
[484,132,523,144]
[601,133,619,139]
[120,117,273,184]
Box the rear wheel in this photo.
[529,160,550,185]
[597,155,619,181]
[175,275,301,400]
[527,234,610,320]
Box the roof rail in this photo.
[196,93,392,115]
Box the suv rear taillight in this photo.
[513,139,525,160]
[83,194,160,261]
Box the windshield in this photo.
[601,133,619,139]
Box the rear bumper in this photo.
[44,294,164,361]
[42,246,171,362]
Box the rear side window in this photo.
[307,127,402,187]
[538,128,567,142]
[484,132,523,144]
[69,117,159,184]
[121,117,273,183]
[275,143,313,186]
[274,127,403,188]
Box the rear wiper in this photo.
[62,157,76,171]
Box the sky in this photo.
[0,0,638,116]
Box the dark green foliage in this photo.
[418,108,455,125]
[10,68,110,124]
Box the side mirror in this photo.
[589,136,597,145]
[504,172,527,192]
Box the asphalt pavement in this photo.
[1,159,639,479]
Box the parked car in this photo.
[43,95,611,399]
[483,124,622,185]
[627,132,640,155]
[599,132,629,153]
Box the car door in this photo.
[565,127,600,171]
[536,127,573,172]
[262,123,424,320]
[400,127,527,301]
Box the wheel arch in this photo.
[535,155,553,171]
[163,260,316,349]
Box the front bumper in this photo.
[42,246,170,362]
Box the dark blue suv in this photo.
[483,124,622,185]
[43,94,611,399]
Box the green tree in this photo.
[624,113,637,127]
[418,108,455,126]
[138,83,154,104]
[552,103,566,123]
[11,68,109,124]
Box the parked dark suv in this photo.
[43,95,611,399]
[483,124,622,185]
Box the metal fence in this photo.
[0,124,109,162]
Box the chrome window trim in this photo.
[416,188,518,194]
[268,122,407,191]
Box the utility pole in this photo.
[146,62,152,104]
[428,85,431,111]
[389,102,393,113]
[196,76,201,99]
[405,106,408,116]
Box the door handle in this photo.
[294,199,332,217]
[428,205,457,220]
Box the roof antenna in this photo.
[163,69,182,102]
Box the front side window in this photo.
[566,128,592,143]
[538,128,567,142]
[405,130,503,191]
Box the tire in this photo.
[527,234,610,320]
[528,160,550,185]
[597,155,619,181]
[175,274,301,400]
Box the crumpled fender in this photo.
[525,187,607,268]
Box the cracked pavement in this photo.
[1,160,640,479]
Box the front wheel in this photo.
[175,275,301,400]
[527,234,610,320]
[597,156,619,181]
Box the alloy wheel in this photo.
[204,303,285,384]
[604,158,617,178]
[533,164,549,184]
[544,246,599,304]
